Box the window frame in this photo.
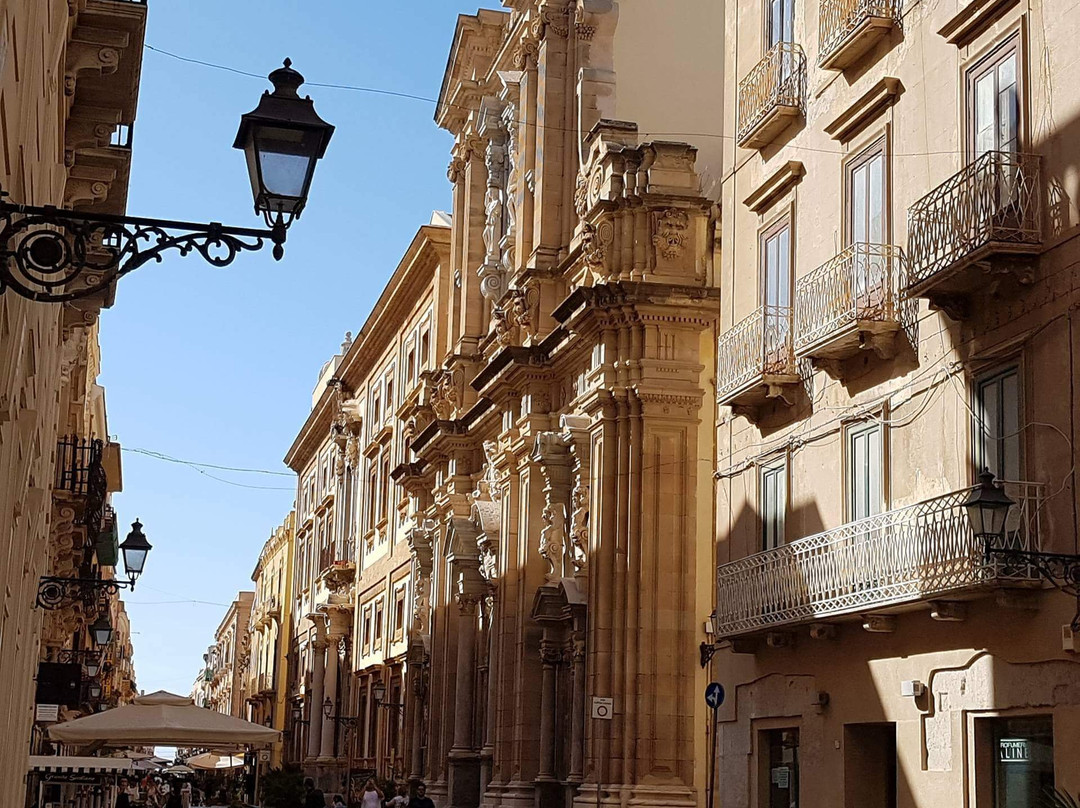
[972,364,1023,483]
[964,31,1024,160]
[758,213,794,311]
[844,418,887,522]
[760,455,788,551]
[843,134,889,248]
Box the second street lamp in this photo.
[37,520,153,609]
[90,614,114,648]
[0,59,334,302]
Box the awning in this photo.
[29,755,134,774]
[48,690,280,746]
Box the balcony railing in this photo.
[55,436,108,527]
[714,481,1043,638]
[717,305,798,405]
[818,0,900,69]
[794,243,904,354]
[907,151,1041,294]
[737,42,806,148]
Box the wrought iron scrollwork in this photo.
[57,648,101,666]
[36,576,126,610]
[985,542,1080,630]
[0,196,286,303]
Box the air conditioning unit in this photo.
[900,680,925,698]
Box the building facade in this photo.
[0,0,145,802]
[246,511,296,769]
[206,592,254,718]
[710,0,1080,804]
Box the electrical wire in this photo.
[143,42,988,159]
[121,447,295,491]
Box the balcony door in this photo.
[848,145,887,308]
[761,220,792,374]
[848,422,883,522]
[970,39,1019,158]
[767,0,795,48]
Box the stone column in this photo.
[319,637,340,760]
[307,631,326,761]
[537,640,559,781]
[447,592,481,808]
[408,662,426,784]
[569,634,586,783]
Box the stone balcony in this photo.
[714,481,1044,641]
[737,42,806,149]
[793,243,905,376]
[906,151,1041,317]
[717,305,801,411]
[818,0,900,70]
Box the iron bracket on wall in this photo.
[36,576,131,610]
[986,544,1080,630]
[0,194,286,303]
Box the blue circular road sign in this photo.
[705,682,725,710]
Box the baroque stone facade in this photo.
[0,1,145,803]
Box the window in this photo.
[378,451,391,524]
[847,422,883,521]
[406,344,416,385]
[976,716,1054,808]
[968,37,1020,157]
[393,586,406,639]
[766,0,795,48]
[974,367,1021,481]
[420,328,431,369]
[374,602,384,643]
[385,370,395,417]
[848,141,886,247]
[362,607,372,653]
[761,458,786,551]
[761,220,792,310]
[366,461,379,533]
[760,728,799,808]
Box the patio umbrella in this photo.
[185,752,244,770]
[163,764,196,775]
[47,691,280,747]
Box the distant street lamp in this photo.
[0,59,334,302]
[90,614,114,647]
[37,521,154,609]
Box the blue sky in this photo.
[102,1,502,701]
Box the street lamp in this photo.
[372,679,404,715]
[964,468,1015,544]
[37,520,153,609]
[234,59,335,241]
[974,469,1080,630]
[87,682,102,700]
[0,59,334,303]
[90,614,113,647]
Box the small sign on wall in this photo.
[999,738,1030,763]
[591,697,613,720]
[35,704,59,723]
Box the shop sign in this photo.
[999,738,1030,763]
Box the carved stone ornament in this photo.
[569,482,589,572]
[653,208,691,260]
[429,369,462,420]
[574,170,590,219]
[539,502,567,580]
[407,519,437,630]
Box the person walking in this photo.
[114,778,132,808]
[179,780,192,808]
[164,786,183,808]
[409,783,435,808]
[387,785,409,808]
[360,779,384,808]
[304,777,326,808]
[331,795,347,808]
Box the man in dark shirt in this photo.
[410,782,435,808]
[305,777,326,808]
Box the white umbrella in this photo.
[163,764,196,775]
[47,691,280,747]
[185,752,244,770]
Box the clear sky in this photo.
[102,1,502,703]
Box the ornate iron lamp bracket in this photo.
[985,543,1080,630]
[36,575,132,610]
[0,193,287,303]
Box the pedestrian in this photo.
[410,783,435,808]
[360,779,383,808]
[164,786,183,808]
[115,777,132,808]
[180,780,192,808]
[331,795,347,808]
[304,777,326,808]
[387,785,409,808]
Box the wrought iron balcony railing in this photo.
[794,243,904,356]
[717,304,798,406]
[907,151,1041,296]
[714,481,1043,638]
[818,0,900,69]
[55,436,108,528]
[737,42,807,148]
